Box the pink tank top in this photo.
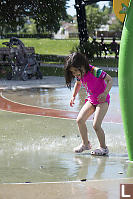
[80,65,110,105]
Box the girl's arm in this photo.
[104,74,113,95]
[97,74,113,103]
[70,80,81,107]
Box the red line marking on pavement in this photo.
[0,93,122,123]
[0,94,78,119]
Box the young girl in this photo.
[64,52,113,156]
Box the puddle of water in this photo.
[0,86,129,183]
[0,110,128,183]
[3,86,122,122]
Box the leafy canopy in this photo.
[0,0,68,33]
[86,5,109,36]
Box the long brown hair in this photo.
[64,52,89,89]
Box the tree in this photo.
[85,5,109,36]
[0,0,68,34]
[109,16,123,33]
[21,18,37,34]
[31,0,68,33]
[65,15,74,23]
[105,3,123,33]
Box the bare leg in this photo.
[93,102,109,149]
[76,101,95,146]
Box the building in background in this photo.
[54,20,78,39]
[54,13,121,39]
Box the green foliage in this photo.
[65,15,74,23]
[21,18,37,34]
[109,19,123,32]
[40,66,64,76]
[38,54,65,63]
[86,5,109,36]
[0,0,68,34]
[71,41,95,59]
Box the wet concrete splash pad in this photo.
[0,86,132,184]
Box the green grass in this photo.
[0,38,79,55]
[0,38,118,69]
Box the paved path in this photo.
[0,76,127,199]
[0,76,66,90]
[0,76,118,90]
[41,63,118,72]
[0,76,120,123]
[0,93,78,120]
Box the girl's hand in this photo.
[70,96,75,107]
[97,92,107,103]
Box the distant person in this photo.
[91,36,100,58]
[64,52,113,156]
[110,37,119,58]
[100,37,108,58]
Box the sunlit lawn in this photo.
[0,38,118,67]
[0,38,79,55]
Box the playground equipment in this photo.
[113,0,130,22]
[114,0,133,161]
[2,37,42,80]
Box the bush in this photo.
[37,54,65,63]
[0,34,53,39]
[70,41,95,60]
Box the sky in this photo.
[66,0,109,16]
